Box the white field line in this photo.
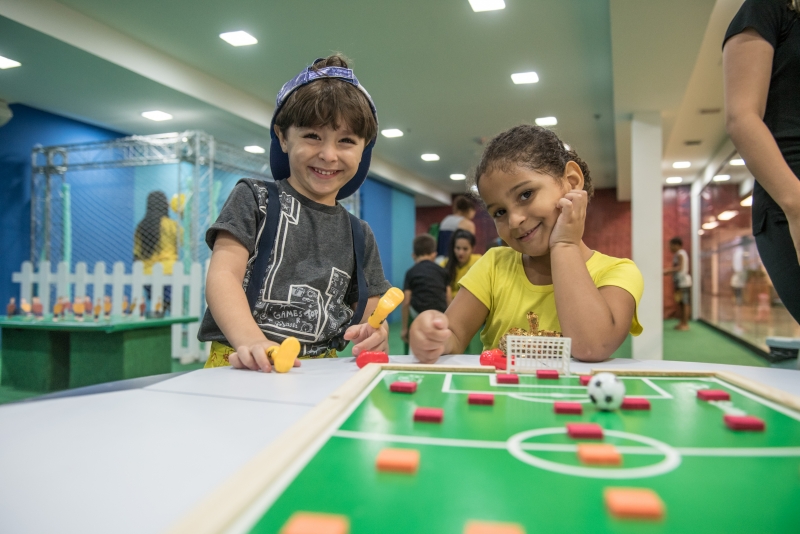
[712,377,800,423]
[641,378,673,399]
[332,430,800,458]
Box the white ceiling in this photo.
[0,0,741,204]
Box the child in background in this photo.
[410,124,643,362]
[134,190,178,313]
[401,235,451,344]
[664,237,692,330]
[444,229,481,298]
[437,195,477,257]
[199,54,392,372]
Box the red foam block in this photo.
[579,375,592,386]
[724,415,765,431]
[497,374,519,384]
[566,422,604,439]
[554,402,583,415]
[537,369,560,379]
[414,407,444,423]
[697,389,730,401]
[390,381,417,393]
[355,351,389,369]
[621,397,651,410]
[468,393,494,406]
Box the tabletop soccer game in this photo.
[176,336,800,534]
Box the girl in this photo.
[444,229,482,300]
[134,191,179,312]
[410,125,643,363]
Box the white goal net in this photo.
[506,335,572,375]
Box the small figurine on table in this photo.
[128,298,137,316]
[6,297,16,317]
[154,298,163,318]
[32,297,44,320]
[93,298,102,321]
[61,298,71,320]
[103,295,112,319]
[20,298,32,317]
[139,299,146,318]
[73,298,85,321]
[84,296,92,316]
[53,297,63,321]
[122,295,129,317]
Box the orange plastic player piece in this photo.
[604,488,665,520]
[375,448,420,474]
[577,444,622,466]
[279,512,350,534]
[463,520,526,534]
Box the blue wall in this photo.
[359,177,416,323]
[0,104,125,308]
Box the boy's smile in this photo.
[276,124,366,205]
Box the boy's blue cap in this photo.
[269,58,378,200]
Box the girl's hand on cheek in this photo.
[549,189,587,249]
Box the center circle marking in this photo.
[506,427,681,479]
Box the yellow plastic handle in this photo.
[271,337,301,373]
[368,287,404,329]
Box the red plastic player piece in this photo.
[468,393,494,405]
[697,389,731,401]
[724,414,765,431]
[355,350,389,369]
[566,422,604,439]
[390,381,417,393]
[413,407,444,423]
[496,374,519,384]
[554,402,583,415]
[620,397,651,410]
[479,349,507,370]
[536,369,560,379]
[579,375,592,386]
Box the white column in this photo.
[631,113,663,360]
[690,179,703,320]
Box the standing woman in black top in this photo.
[724,0,800,322]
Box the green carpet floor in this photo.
[0,320,773,405]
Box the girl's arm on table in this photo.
[549,190,635,362]
[410,288,488,363]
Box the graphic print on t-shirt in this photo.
[251,188,354,347]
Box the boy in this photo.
[437,195,477,257]
[199,55,392,372]
[401,235,451,344]
[664,237,692,331]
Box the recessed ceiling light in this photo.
[713,174,730,182]
[219,31,258,46]
[469,0,505,12]
[718,210,738,221]
[698,229,705,235]
[702,221,720,230]
[511,72,539,84]
[141,110,173,121]
[730,158,745,166]
[672,161,691,169]
[740,195,753,207]
[666,177,683,184]
[0,55,21,69]
[535,116,557,127]
[421,154,440,162]
[244,145,265,154]
[381,129,403,138]
[563,143,571,151]
[469,184,479,194]
[450,174,466,181]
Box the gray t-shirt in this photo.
[198,179,391,356]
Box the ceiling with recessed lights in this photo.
[0,0,736,203]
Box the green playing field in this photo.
[239,371,800,533]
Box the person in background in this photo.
[401,235,451,345]
[723,0,800,323]
[437,195,477,257]
[664,237,692,331]
[444,229,481,300]
[134,191,178,312]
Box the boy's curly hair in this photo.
[472,124,594,199]
[274,54,377,142]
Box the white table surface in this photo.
[0,355,798,534]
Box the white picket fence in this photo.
[11,260,207,362]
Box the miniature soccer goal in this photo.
[506,335,572,376]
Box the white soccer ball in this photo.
[587,372,626,411]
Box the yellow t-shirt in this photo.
[133,217,179,275]
[444,254,482,296]
[459,247,643,351]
